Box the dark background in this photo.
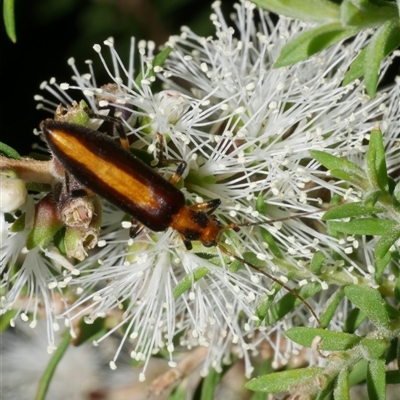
[0,0,236,155]
[1,0,399,157]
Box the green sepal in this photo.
[173,266,210,298]
[286,327,360,351]
[27,194,64,249]
[274,23,358,68]
[245,367,324,393]
[344,285,390,329]
[10,212,25,232]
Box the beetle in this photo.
[41,118,322,325]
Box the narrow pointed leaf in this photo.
[344,286,389,329]
[322,202,384,220]
[366,129,388,193]
[35,331,71,400]
[364,20,400,98]
[310,251,325,275]
[375,225,400,260]
[334,368,350,400]
[343,47,366,85]
[320,288,345,328]
[274,23,358,68]
[268,282,322,324]
[135,47,172,89]
[173,267,209,298]
[343,308,367,333]
[3,0,16,43]
[245,367,324,393]
[367,359,386,400]
[0,142,20,159]
[286,327,360,351]
[328,218,396,236]
[310,150,366,180]
[252,0,340,22]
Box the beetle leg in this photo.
[129,218,145,238]
[189,198,221,215]
[84,108,130,150]
[156,132,187,185]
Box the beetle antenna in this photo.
[222,208,324,232]
[218,244,322,328]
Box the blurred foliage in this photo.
[0,0,235,155]
[254,0,400,98]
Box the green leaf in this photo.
[344,285,390,329]
[310,150,367,187]
[340,0,398,28]
[334,368,350,400]
[0,141,20,159]
[343,47,366,85]
[361,339,388,359]
[0,310,17,332]
[268,282,322,324]
[375,225,400,260]
[286,327,360,351]
[134,47,172,89]
[375,251,392,285]
[322,202,384,220]
[252,0,340,22]
[349,359,368,386]
[3,0,16,43]
[73,317,106,346]
[34,330,71,400]
[394,275,400,302]
[328,218,397,236]
[255,282,282,324]
[173,267,209,298]
[320,288,345,328]
[200,368,222,400]
[343,307,367,333]
[274,23,358,68]
[367,359,386,400]
[366,128,388,193]
[256,196,283,258]
[245,367,324,393]
[364,20,400,98]
[310,251,325,275]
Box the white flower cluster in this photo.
[2,0,400,381]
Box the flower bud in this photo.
[0,171,27,213]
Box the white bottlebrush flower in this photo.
[12,0,398,382]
